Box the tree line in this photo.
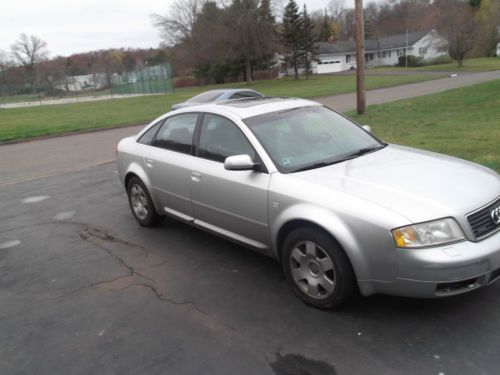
[0,36,169,95]
[155,0,499,82]
[1,0,498,94]
[153,0,326,83]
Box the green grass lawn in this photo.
[377,57,500,72]
[348,79,500,172]
[0,73,443,142]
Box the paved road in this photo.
[0,93,160,109]
[1,70,499,186]
[1,163,499,374]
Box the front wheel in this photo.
[282,228,357,309]
[127,177,161,227]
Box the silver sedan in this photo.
[117,97,500,309]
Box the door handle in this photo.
[146,159,154,168]
[191,171,201,182]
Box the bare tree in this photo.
[340,8,356,40]
[270,0,286,20]
[152,0,207,45]
[328,0,345,22]
[0,50,13,97]
[0,50,12,72]
[436,0,476,66]
[11,34,48,93]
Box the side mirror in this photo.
[224,154,256,171]
[362,125,372,133]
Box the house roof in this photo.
[318,30,429,55]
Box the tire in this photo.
[127,177,162,227]
[282,227,357,309]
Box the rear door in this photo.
[145,113,200,221]
[190,113,271,250]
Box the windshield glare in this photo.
[245,106,383,173]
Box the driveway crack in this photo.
[120,282,212,318]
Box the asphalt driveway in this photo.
[1,163,499,374]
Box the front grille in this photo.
[467,198,500,239]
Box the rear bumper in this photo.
[363,231,500,298]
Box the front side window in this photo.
[198,114,256,163]
[137,120,163,145]
[245,106,385,173]
[152,113,198,154]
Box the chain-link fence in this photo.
[111,64,173,95]
[0,63,174,108]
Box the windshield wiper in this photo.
[343,145,386,159]
[290,145,386,173]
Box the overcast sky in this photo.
[0,0,362,57]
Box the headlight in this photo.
[392,218,465,248]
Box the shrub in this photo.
[397,55,423,67]
[424,55,453,66]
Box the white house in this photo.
[314,30,447,74]
[56,73,107,92]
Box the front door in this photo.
[190,113,271,250]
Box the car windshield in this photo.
[187,90,224,103]
[244,106,385,173]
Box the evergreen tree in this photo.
[256,0,278,71]
[318,11,332,42]
[258,0,275,23]
[281,0,303,80]
[300,4,318,79]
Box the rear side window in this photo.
[152,113,198,154]
[198,114,256,162]
[137,120,163,145]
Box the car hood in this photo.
[293,144,500,223]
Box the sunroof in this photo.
[217,97,297,108]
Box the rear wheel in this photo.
[127,177,161,227]
[282,227,357,309]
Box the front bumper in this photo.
[371,231,500,298]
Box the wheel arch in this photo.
[124,163,162,216]
[272,204,369,284]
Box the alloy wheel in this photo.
[289,240,336,299]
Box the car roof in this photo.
[219,88,260,94]
[172,97,321,120]
[194,88,259,95]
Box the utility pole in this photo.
[355,0,365,114]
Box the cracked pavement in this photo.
[1,162,499,374]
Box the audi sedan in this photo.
[117,97,500,309]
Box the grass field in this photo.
[0,73,444,142]
[377,57,500,72]
[348,79,500,172]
